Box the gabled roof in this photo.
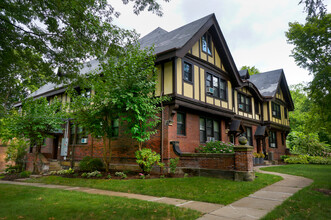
[239,69,250,79]
[139,14,213,55]
[140,13,243,87]
[249,69,294,110]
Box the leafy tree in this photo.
[0,0,168,114]
[240,65,260,75]
[69,43,166,171]
[286,0,331,142]
[3,97,64,173]
[5,139,28,172]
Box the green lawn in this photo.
[26,172,282,205]
[261,164,331,220]
[0,184,201,220]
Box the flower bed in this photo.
[195,141,234,153]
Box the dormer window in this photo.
[202,33,212,55]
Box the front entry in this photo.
[53,136,59,160]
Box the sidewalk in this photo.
[0,166,313,220]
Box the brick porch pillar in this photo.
[233,137,254,181]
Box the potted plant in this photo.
[258,152,265,164]
[253,152,259,165]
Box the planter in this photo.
[253,158,259,165]
[258,158,264,164]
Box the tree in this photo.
[69,43,166,171]
[3,97,65,173]
[286,0,331,143]
[0,0,168,114]
[240,65,260,75]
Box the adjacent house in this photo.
[23,14,294,172]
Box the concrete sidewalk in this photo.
[0,166,313,219]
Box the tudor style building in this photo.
[24,14,293,171]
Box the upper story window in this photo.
[206,73,227,101]
[202,33,212,55]
[269,131,277,148]
[238,93,251,113]
[70,124,88,145]
[177,113,186,135]
[200,117,220,143]
[272,102,281,119]
[183,62,193,82]
[284,107,288,119]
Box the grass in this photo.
[26,172,282,205]
[0,184,201,220]
[261,164,331,220]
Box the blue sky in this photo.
[111,0,330,86]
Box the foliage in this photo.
[280,155,290,161]
[115,172,127,179]
[0,0,168,114]
[308,156,331,164]
[284,155,310,164]
[78,156,103,172]
[81,170,102,178]
[50,168,75,176]
[139,173,145,179]
[240,65,260,75]
[19,171,31,178]
[5,165,20,174]
[135,148,164,174]
[196,141,234,153]
[169,158,179,174]
[27,172,282,205]
[5,139,28,172]
[286,0,331,144]
[287,131,330,156]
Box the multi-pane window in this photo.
[272,102,281,119]
[70,124,88,145]
[269,131,277,148]
[238,93,251,113]
[183,62,193,82]
[112,118,119,137]
[202,33,212,55]
[206,73,227,100]
[245,127,252,146]
[177,113,186,135]
[199,117,220,143]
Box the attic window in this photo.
[202,33,212,55]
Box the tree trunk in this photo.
[33,145,41,174]
[102,135,110,172]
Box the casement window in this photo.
[269,131,277,148]
[245,127,253,146]
[70,124,88,144]
[201,33,212,55]
[272,102,281,119]
[206,73,227,100]
[183,62,193,82]
[255,101,260,114]
[238,93,251,113]
[284,107,288,119]
[177,113,186,135]
[200,117,220,143]
[111,118,119,137]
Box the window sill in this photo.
[183,79,194,84]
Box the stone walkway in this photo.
[0,166,313,220]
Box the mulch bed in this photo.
[314,188,331,196]
[1,174,21,181]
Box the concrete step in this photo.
[48,161,62,171]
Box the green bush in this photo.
[115,172,127,179]
[169,158,179,174]
[285,155,309,164]
[5,139,28,172]
[79,156,103,172]
[196,141,234,153]
[5,165,20,174]
[135,148,164,174]
[280,155,290,161]
[308,156,331,164]
[19,171,31,178]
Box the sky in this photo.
[111,0,330,86]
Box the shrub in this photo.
[56,168,75,175]
[19,171,31,178]
[79,156,103,172]
[280,155,290,161]
[195,141,234,153]
[285,155,309,164]
[115,172,127,179]
[5,165,20,174]
[5,139,28,172]
[139,173,145,179]
[169,158,179,174]
[81,171,102,178]
[135,148,164,174]
[308,156,331,164]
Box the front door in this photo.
[53,136,59,160]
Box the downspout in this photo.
[160,92,164,173]
[71,123,77,169]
